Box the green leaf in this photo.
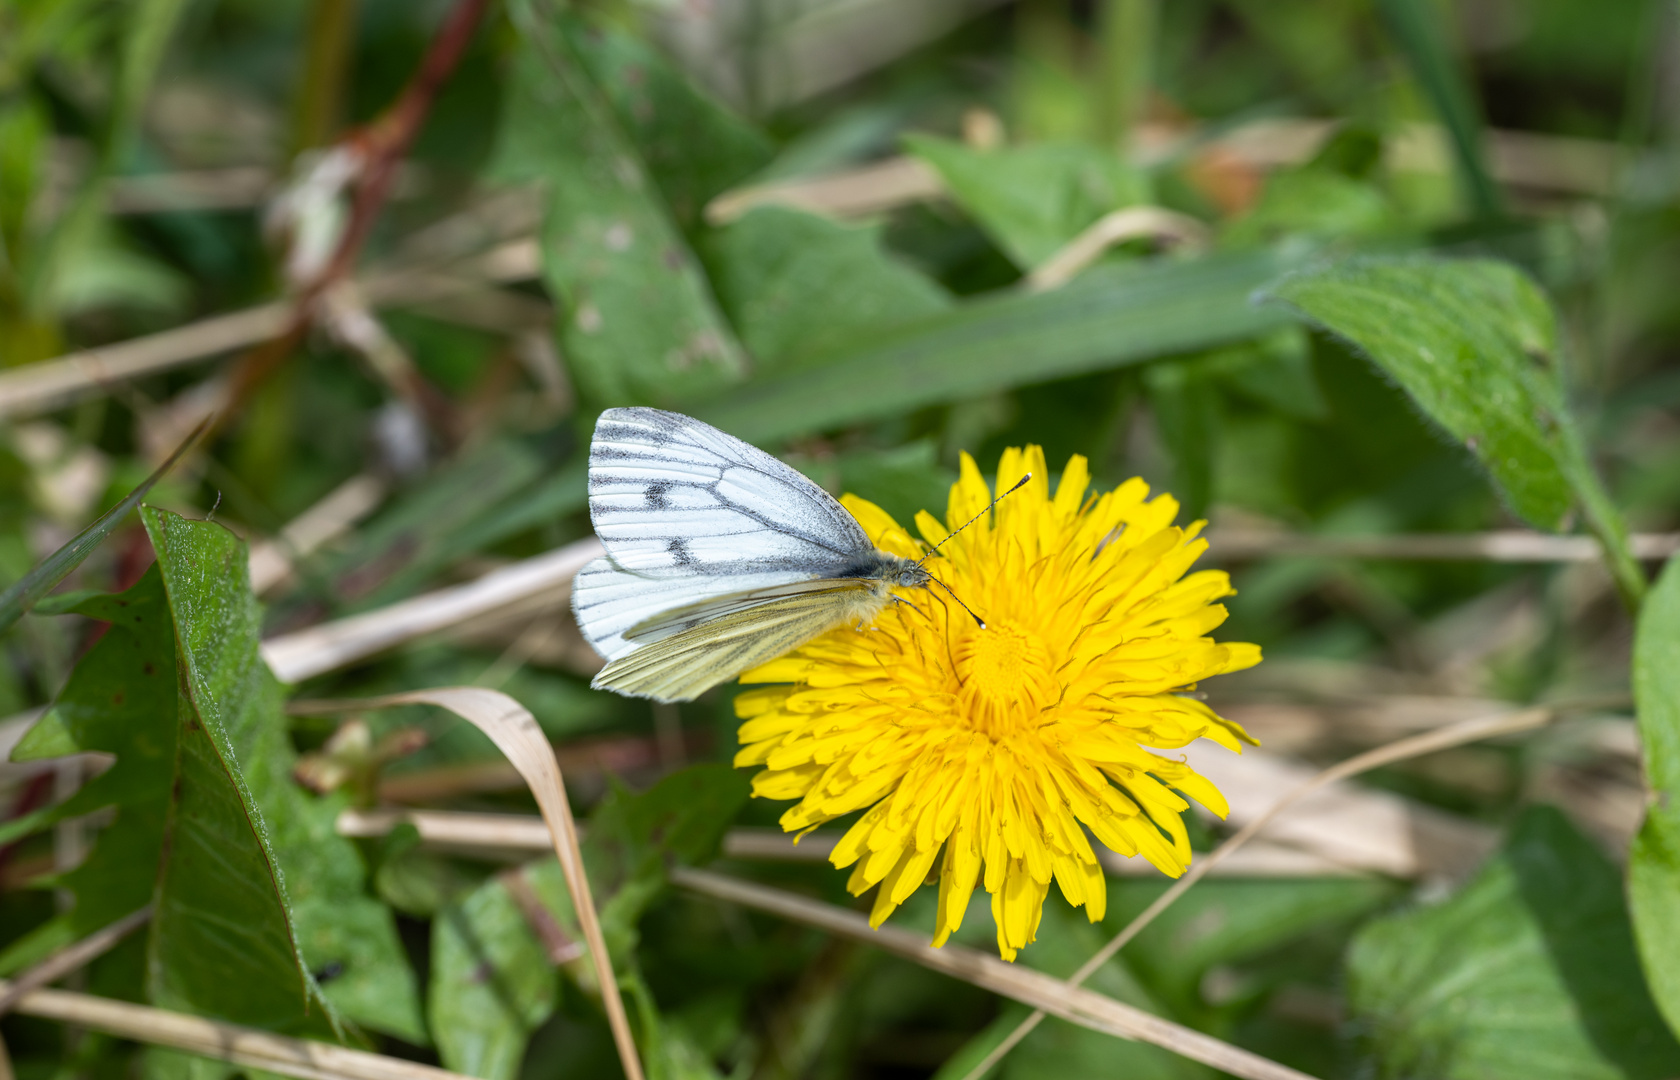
[143,508,424,1042]
[559,16,771,231]
[498,0,747,407]
[0,570,178,977]
[1375,0,1502,219]
[1347,805,1680,1079]
[0,420,200,635]
[427,766,750,1078]
[696,250,1294,444]
[1262,256,1644,606]
[431,871,558,1080]
[704,206,951,374]
[1631,555,1680,1038]
[139,508,331,1030]
[904,136,1150,269]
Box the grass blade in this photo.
[1376,0,1502,218]
[693,250,1293,444]
[0,419,206,636]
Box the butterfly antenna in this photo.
[927,575,986,629]
[916,473,1033,567]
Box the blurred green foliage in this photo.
[3,0,1680,1077]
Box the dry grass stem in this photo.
[333,810,1360,876]
[299,689,643,1080]
[961,706,1554,1080]
[671,866,1318,1080]
[704,156,942,224]
[0,906,152,1016]
[1193,747,1497,878]
[0,980,473,1080]
[0,303,292,421]
[249,473,387,595]
[1206,529,1680,561]
[0,238,543,424]
[1026,207,1211,291]
[260,538,602,683]
[703,119,1626,231]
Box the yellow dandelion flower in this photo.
[731,445,1262,961]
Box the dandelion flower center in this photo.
[733,445,1261,961]
[955,621,1057,735]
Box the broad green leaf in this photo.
[1630,555,1680,1037]
[138,507,331,1030]
[0,421,200,635]
[1264,258,1623,538]
[1348,806,1680,1080]
[904,135,1150,269]
[704,206,950,374]
[143,508,424,1042]
[560,16,771,231]
[498,0,746,407]
[1375,0,1502,218]
[696,250,1294,444]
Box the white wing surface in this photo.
[572,554,825,661]
[586,407,873,575]
[573,408,876,663]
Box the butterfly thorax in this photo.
[834,550,932,590]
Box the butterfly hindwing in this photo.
[591,584,887,702]
[570,554,818,662]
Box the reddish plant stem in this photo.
[218,0,494,432]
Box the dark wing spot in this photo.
[667,538,697,567]
[645,481,672,510]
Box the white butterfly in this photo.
[571,407,934,702]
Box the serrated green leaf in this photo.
[143,508,424,1042]
[704,206,950,374]
[904,136,1150,269]
[695,250,1294,444]
[1264,258,1575,528]
[1263,255,1645,605]
[1348,806,1680,1080]
[1630,555,1680,1038]
[498,0,746,408]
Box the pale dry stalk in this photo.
[291,688,645,1080]
[960,705,1555,1079]
[0,979,471,1080]
[671,866,1317,1080]
[0,905,152,1016]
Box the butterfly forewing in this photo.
[587,407,874,575]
